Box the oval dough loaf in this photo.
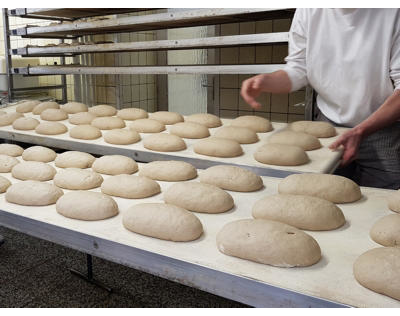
[164,182,234,214]
[185,113,222,128]
[35,122,68,135]
[22,146,57,163]
[0,176,11,193]
[40,108,68,121]
[143,133,186,152]
[123,203,203,241]
[370,214,400,247]
[69,112,97,125]
[353,247,400,301]
[200,165,263,192]
[54,168,103,190]
[56,191,118,221]
[278,174,362,203]
[117,108,148,120]
[55,151,95,169]
[12,117,40,130]
[217,219,321,267]
[0,154,19,172]
[170,122,210,139]
[139,160,197,182]
[88,104,117,117]
[388,190,400,213]
[230,115,273,132]
[103,129,141,145]
[92,155,138,175]
[252,194,345,231]
[150,111,184,125]
[60,102,88,114]
[32,101,60,115]
[12,161,56,181]
[0,143,24,157]
[101,174,160,199]
[0,112,24,126]
[290,121,336,138]
[6,181,63,206]
[268,130,322,151]
[70,125,102,140]
[214,126,259,144]
[194,137,243,158]
[91,116,126,130]
[129,118,165,133]
[16,100,40,113]
[254,143,309,166]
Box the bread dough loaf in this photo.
[55,151,95,169]
[92,155,138,175]
[143,133,186,152]
[170,122,210,139]
[164,182,234,213]
[6,180,63,206]
[231,115,273,133]
[22,146,57,163]
[290,121,336,138]
[0,175,11,193]
[0,110,5,115]
[268,130,322,151]
[129,119,165,133]
[101,174,160,199]
[278,174,362,203]
[123,203,203,241]
[40,108,68,121]
[353,247,400,301]
[35,121,68,135]
[117,108,148,120]
[0,112,24,126]
[217,219,321,267]
[54,168,103,190]
[0,154,19,172]
[70,125,102,140]
[12,161,56,181]
[32,101,60,115]
[254,143,309,166]
[370,214,400,247]
[12,117,40,130]
[60,102,88,114]
[185,113,222,128]
[150,111,184,125]
[69,112,97,125]
[139,160,197,181]
[0,143,24,157]
[214,126,259,144]
[388,190,400,213]
[88,104,117,117]
[194,137,243,158]
[200,165,263,192]
[16,100,40,113]
[91,116,126,130]
[252,194,345,231]
[103,129,141,145]
[56,191,118,221]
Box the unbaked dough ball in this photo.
[200,165,263,192]
[214,126,259,144]
[35,122,68,135]
[0,110,5,115]
[185,113,222,128]
[129,119,165,133]
[56,191,118,221]
[12,117,40,130]
[254,143,309,166]
[123,203,203,242]
[268,130,321,151]
[88,104,117,117]
[194,137,243,158]
[164,182,234,214]
[278,173,362,203]
[91,116,126,130]
[6,180,63,206]
[0,175,11,193]
[353,247,400,301]
[289,120,336,138]
[143,133,186,152]
[103,129,141,145]
[40,108,68,121]
[117,108,148,120]
[54,168,103,190]
[70,125,102,140]
[230,115,273,133]
[252,194,345,231]
[101,174,160,199]
[217,219,321,267]
[69,112,97,125]
[139,160,197,182]
[55,151,95,169]
[170,122,210,139]
[0,112,24,126]
[150,111,184,125]
[32,101,60,115]
[370,214,400,247]
[16,100,40,113]
[92,155,138,175]
[0,143,24,157]
[60,102,88,114]
[388,190,400,213]
[0,154,19,172]
[12,161,56,181]
[22,146,57,163]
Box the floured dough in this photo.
[103,129,141,145]
[0,112,24,126]
[12,161,56,181]
[88,104,117,117]
[22,146,57,163]
[0,154,19,172]
[129,118,165,133]
[123,203,203,241]
[0,176,11,193]
[54,168,103,190]
[55,151,95,169]
[150,111,184,125]
[370,214,400,247]
[170,122,210,139]
[289,120,337,138]
[35,121,68,135]
[214,126,259,144]
[117,108,148,120]
[254,143,309,166]
[40,108,68,121]
[388,190,400,213]
[92,155,138,175]
[194,137,243,158]
[0,143,24,157]
[268,130,322,151]
[70,125,102,140]
[91,116,126,130]
[12,117,40,130]
[185,113,222,128]
[139,160,197,182]
[16,100,40,113]
[60,102,88,114]
[69,112,97,125]
[230,115,273,133]
[217,219,321,267]
[143,133,186,152]
[32,101,60,115]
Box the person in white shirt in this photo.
[241,8,400,189]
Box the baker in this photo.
[241,9,400,189]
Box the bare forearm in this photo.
[258,70,293,94]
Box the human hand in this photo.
[240,74,268,109]
[329,128,364,167]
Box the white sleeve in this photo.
[283,9,309,92]
[390,12,400,91]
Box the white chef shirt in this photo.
[283,9,400,127]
